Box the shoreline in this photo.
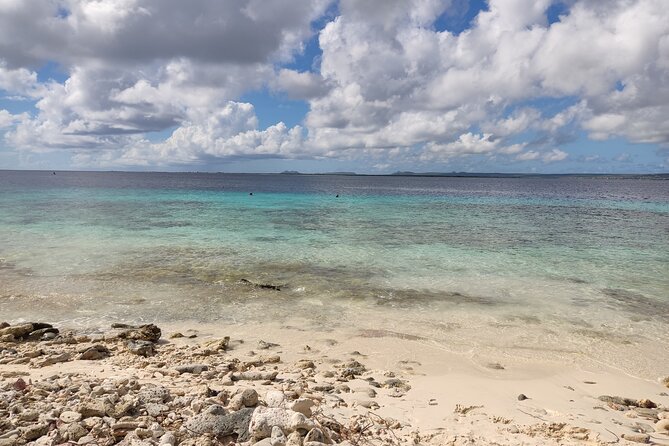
[2,320,668,445]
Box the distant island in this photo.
[278,170,669,179]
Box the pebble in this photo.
[621,433,650,443]
[517,394,528,401]
[173,364,209,374]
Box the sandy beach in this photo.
[2,320,668,446]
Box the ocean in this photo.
[1,171,667,375]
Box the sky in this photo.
[0,0,668,174]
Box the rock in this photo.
[287,398,315,417]
[127,340,155,357]
[18,410,39,422]
[137,385,171,404]
[638,399,656,409]
[159,432,176,446]
[36,352,71,367]
[354,400,379,409]
[304,428,324,443]
[661,376,669,388]
[77,435,97,444]
[0,439,17,446]
[240,278,281,291]
[145,403,169,417]
[0,334,15,343]
[202,337,230,351]
[117,324,161,342]
[78,400,107,418]
[232,371,278,381]
[517,394,528,401]
[598,395,637,406]
[295,360,315,370]
[25,328,59,341]
[21,423,49,441]
[656,419,669,433]
[65,422,88,441]
[253,439,272,446]
[240,388,259,407]
[0,323,34,338]
[173,364,209,374]
[271,426,287,446]
[169,332,184,339]
[60,411,83,423]
[382,378,410,391]
[285,432,302,446]
[184,405,254,441]
[12,378,27,391]
[621,433,650,443]
[258,340,279,350]
[339,360,366,378]
[109,399,135,418]
[79,344,110,360]
[249,407,316,440]
[265,390,286,408]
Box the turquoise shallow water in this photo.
[0,171,668,375]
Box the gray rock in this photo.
[127,340,155,357]
[25,328,59,342]
[517,394,528,401]
[18,410,39,422]
[146,403,169,417]
[265,390,286,408]
[241,388,259,407]
[21,424,49,441]
[232,371,278,381]
[304,428,324,443]
[138,385,171,404]
[78,400,107,418]
[65,423,88,441]
[184,405,255,442]
[270,426,287,446]
[79,344,110,360]
[173,364,209,375]
[159,432,176,446]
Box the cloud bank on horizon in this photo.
[0,0,668,172]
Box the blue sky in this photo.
[0,0,667,173]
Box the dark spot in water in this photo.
[357,329,427,341]
[601,288,669,317]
